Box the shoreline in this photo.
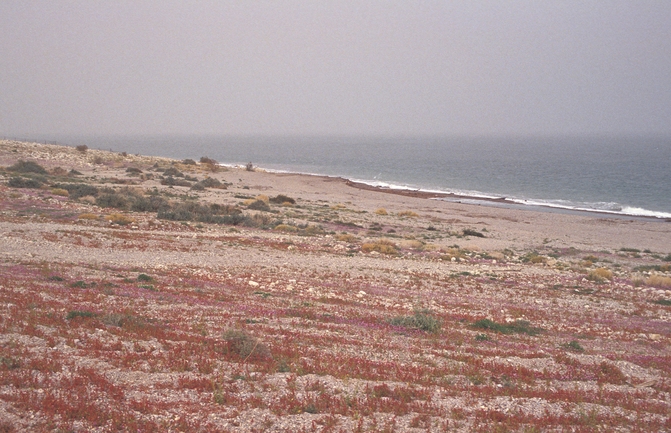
[344,178,671,222]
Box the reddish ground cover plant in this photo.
[1,142,670,431]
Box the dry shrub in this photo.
[50,167,68,176]
[397,210,419,218]
[331,203,346,210]
[400,239,424,250]
[375,208,388,215]
[105,213,135,225]
[50,188,69,197]
[335,233,358,243]
[489,251,505,261]
[274,224,298,232]
[588,267,613,282]
[362,239,398,255]
[75,145,88,153]
[269,194,296,205]
[441,247,466,260]
[78,213,99,220]
[255,194,270,204]
[646,274,671,288]
[223,329,272,361]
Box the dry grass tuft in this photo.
[646,274,671,288]
[375,208,388,215]
[361,239,398,255]
[397,210,419,218]
[274,224,298,233]
[78,213,99,220]
[50,188,69,197]
[335,233,358,243]
[587,267,613,282]
[105,213,135,225]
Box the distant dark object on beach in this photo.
[246,162,254,171]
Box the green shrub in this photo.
[561,340,585,352]
[247,199,271,212]
[66,310,97,320]
[96,193,130,209]
[161,176,192,187]
[163,167,184,177]
[389,309,441,333]
[6,160,47,174]
[53,183,99,199]
[652,299,671,306]
[137,273,153,282]
[472,318,543,336]
[7,177,43,188]
[130,195,169,212]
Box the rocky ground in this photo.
[0,140,670,432]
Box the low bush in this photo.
[269,194,296,204]
[200,156,218,165]
[522,252,547,264]
[53,183,99,199]
[389,309,441,333]
[652,299,671,306]
[247,200,271,212]
[375,208,388,215]
[646,275,671,288]
[7,160,48,174]
[361,239,398,255]
[561,340,585,352]
[137,273,153,282]
[78,213,99,220]
[163,167,184,177]
[335,233,358,243]
[397,210,418,218]
[50,188,69,197]
[161,176,192,187]
[75,145,88,152]
[105,213,135,225]
[274,224,298,232]
[587,267,613,282]
[472,318,543,336]
[66,310,97,320]
[182,159,196,165]
[96,193,131,209]
[462,229,485,238]
[196,177,225,189]
[7,177,43,188]
[222,329,272,361]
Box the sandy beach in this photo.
[1,140,670,432]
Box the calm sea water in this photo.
[50,135,671,219]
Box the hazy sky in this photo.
[1,1,670,137]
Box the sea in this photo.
[29,135,671,220]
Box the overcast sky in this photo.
[1,1,670,137]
